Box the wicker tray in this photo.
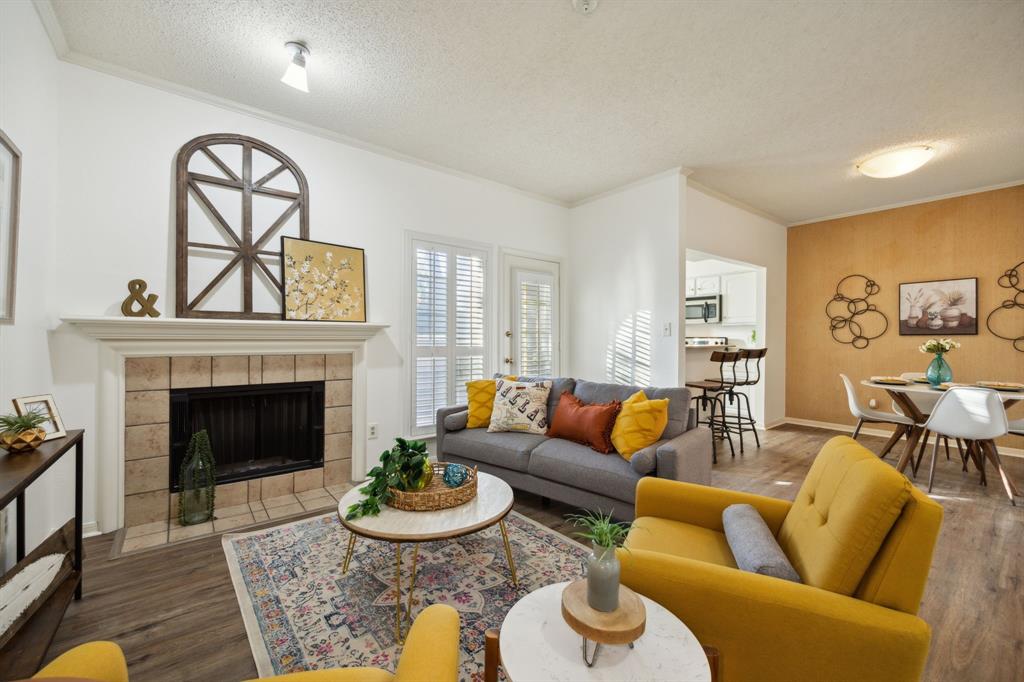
[387,463,478,512]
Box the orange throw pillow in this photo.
[547,391,622,454]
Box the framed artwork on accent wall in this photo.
[13,394,67,441]
[899,277,978,335]
[281,236,367,322]
[0,127,22,324]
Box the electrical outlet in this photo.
[368,423,378,439]
[868,398,878,409]
[662,322,672,337]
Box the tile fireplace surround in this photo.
[63,317,387,535]
[123,353,352,528]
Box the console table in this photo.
[0,430,84,679]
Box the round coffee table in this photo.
[499,581,711,681]
[336,471,517,642]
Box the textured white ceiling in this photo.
[47,0,1024,223]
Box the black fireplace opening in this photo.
[169,381,324,492]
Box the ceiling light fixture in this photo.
[281,41,310,93]
[572,0,599,15]
[857,146,935,179]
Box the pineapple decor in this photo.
[178,430,216,525]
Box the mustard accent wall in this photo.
[786,185,1024,447]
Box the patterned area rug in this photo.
[222,510,588,680]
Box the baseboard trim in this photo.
[83,521,100,538]
[781,417,1024,458]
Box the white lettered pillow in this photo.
[488,379,552,434]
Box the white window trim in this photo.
[405,231,497,437]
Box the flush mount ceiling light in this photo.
[281,41,310,93]
[572,0,599,15]
[856,146,935,179]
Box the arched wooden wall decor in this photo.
[175,134,309,319]
[985,260,1024,352]
[825,274,888,349]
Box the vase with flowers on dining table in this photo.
[920,338,960,387]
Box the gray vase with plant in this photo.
[568,510,632,612]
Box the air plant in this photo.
[0,411,49,436]
[566,510,633,550]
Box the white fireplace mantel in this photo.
[62,316,389,533]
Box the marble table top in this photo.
[336,470,513,542]
[500,581,711,682]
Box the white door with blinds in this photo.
[411,239,488,434]
[504,254,560,377]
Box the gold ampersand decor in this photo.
[121,279,161,317]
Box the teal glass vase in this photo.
[925,353,953,387]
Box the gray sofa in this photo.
[436,377,713,520]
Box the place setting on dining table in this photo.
[857,338,1023,505]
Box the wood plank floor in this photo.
[46,425,1023,681]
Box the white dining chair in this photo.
[923,387,1016,504]
[892,372,964,471]
[1010,419,1024,437]
[839,374,915,457]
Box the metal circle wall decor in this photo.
[985,260,1024,352]
[825,274,888,349]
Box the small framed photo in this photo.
[899,277,978,335]
[13,394,66,441]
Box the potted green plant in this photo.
[0,411,49,453]
[345,438,432,520]
[919,337,961,387]
[567,510,633,612]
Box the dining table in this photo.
[861,379,1023,503]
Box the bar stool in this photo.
[686,350,740,463]
[726,348,768,453]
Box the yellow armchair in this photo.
[252,603,461,682]
[618,436,943,682]
[33,641,128,682]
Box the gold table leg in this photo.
[405,544,420,628]
[394,542,403,643]
[499,518,518,587]
[342,532,356,573]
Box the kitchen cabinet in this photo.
[685,278,696,296]
[721,271,757,325]
[694,276,720,295]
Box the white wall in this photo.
[684,185,788,426]
[0,0,63,567]
[4,4,571,537]
[568,170,683,386]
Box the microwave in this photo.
[685,295,721,324]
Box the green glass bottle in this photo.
[179,430,216,525]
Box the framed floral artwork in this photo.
[899,277,978,335]
[281,237,367,322]
[13,394,67,441]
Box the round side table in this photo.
[499,581,711,682]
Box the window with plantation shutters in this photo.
[516,274,555,376]
[411,239,488,433]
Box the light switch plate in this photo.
[662,322,672,337]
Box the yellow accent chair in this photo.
[32,641,128,682]
[30,604,459,682]
[252,604,461,682]
[618,436,943,682]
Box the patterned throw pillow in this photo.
[465,376,517,428]
[487,379,552,434]
[611,390,670,458]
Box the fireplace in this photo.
[169,381,325,491]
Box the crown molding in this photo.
[32,0,68,57]
[569,166,690,209]
[686,180,786,225]
[787,179,1024,227]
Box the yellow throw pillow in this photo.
[611,390,670,459]
[466,376,516,428]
